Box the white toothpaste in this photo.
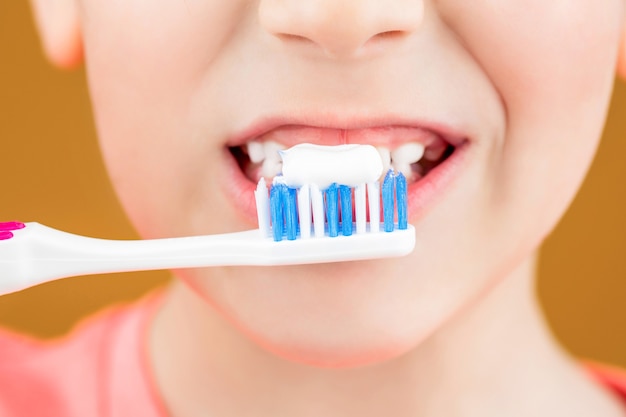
[280,143,383,189]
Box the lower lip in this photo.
[221,141,471,228]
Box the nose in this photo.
[258,0,424,59]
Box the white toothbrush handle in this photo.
[0,223,415,295]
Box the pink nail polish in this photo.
[0,222,25,231]
[0,231,14,240]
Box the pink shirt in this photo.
[0,293,167,416]
[0,293,625,416]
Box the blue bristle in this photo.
[382,170,395,232]
[396,173,408,230]
[339,185,353,236]
[266,169,407,241]
[270,184,284,241]
[326,183,339,237]
[283,186,298,240]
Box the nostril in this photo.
[258,0,424,59]
[363,30,410,50]
[275,33,315,46]
[270,28,412,59]
[376,30,406,40]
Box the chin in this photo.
[188,267,433,369]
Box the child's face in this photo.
[75,1,623,366]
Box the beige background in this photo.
[1,3,625,367]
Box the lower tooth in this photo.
[412,163,424,176]
[393,163,413,179]
[245,164,263,183]
[411,164,424,182]
[261,158,282,179]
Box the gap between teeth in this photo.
[247,140,430,181]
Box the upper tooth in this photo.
[246,141,265,164]
[391,142,425,165]
[376,146,391,175]
[264,141,286,161]
[391,142,425,178]
[245,140,286,165]
[260,141,286,178]
[250,140,430,181]
[245,140,286,179]
[424,141,446,161]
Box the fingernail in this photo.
[0,221,25,231]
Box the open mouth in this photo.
[228,126,456,186]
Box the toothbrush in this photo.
[0,145,415,295]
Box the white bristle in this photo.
[310,183,325,238]
[355,184,367,234]
[251,143,415,240]
[367,181,380,233]
[298,184,311,239]
[255,178,270,237]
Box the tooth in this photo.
[376,146,391,176]
[392,162,411,178]
[424,140,446,161]
[261,158,283,179]
[391,142,425,165]
[412,163,424,179]
[264,141,286,161]
[422,132,439,147]
[391,142,425,178]
[255,141,286,178]
[247,141,265,164]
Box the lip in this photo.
[222,115,472,228]
[226,116,467,148]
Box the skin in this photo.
[31,0,626,416]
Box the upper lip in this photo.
[226,114,469,149]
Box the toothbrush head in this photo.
[256,169,408,242]
[253,144,415,261]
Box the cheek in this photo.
[98,135,241,240]
[441,0,623,235]
[79,2,249,238]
